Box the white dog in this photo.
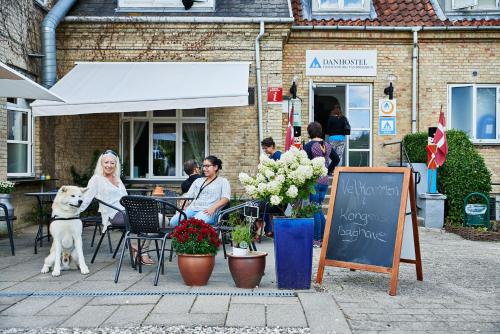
[41,186,90,277]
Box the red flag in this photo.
[285,103,294,151]
[434,111,448,166]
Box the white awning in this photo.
[31,62,249,116]
[0,61,65,101]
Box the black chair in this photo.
[115,195,187,286]
[32,192,57,254]
[215,201,260,259]
[81,199,112,251]
[0,203,15,256]
[90,199,127,264]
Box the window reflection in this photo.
[349,151,369,167]
[133,122,149,178]
[348,109,370,128]
[349,130,370,149]
[476,88,496,140]
[153,123,176,176]
[348,86,370,108]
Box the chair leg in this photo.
[115,233,129,283]
[91,224,99,247]
[154,240,160,260]
[6,218,14,256]
[137,241,143,274]
[112,230,125,259]
[34,220,43,254]
[154,237,168,286]
[169,243,174,262]
[222,232,228,259]
[91,228,108,263]
[107,229,113,253]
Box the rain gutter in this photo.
[255,21,265,151]
[64,16,294,23]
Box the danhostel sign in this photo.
[306,50,377,77]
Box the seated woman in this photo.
[170,155,230,226]
[80,149,154,265]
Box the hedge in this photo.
[403,130,491,226]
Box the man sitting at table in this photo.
[181,159,201,194]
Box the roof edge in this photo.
[64,16,294,23]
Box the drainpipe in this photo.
[42,0,77,88]
[412,27,420,133]
[255,21,265,151]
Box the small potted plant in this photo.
[0,180,15,236]
[231,224,252,256]
[171,217,221,286]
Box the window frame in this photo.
[448,84,500,144]
[121,109,208,181]
[313,0,369,13]
[34,0,48,7]
[7,99,34,177]
[117,0,215,11]
[450,0,499,10]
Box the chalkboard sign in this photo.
[316,167,423,296]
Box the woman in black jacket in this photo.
[326,100,350,167]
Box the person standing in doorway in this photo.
[304,122,340,247]
[261,137,282,161]
[181,159,201,194]
[326,99,350,167]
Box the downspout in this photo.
[255,21,265,151]
[42,0,77,88]
[412,28,420,133]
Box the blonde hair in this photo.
[94,152,121,179]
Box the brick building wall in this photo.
[44,22,290,194]
[284,29,500,192]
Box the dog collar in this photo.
[51,216,80,221]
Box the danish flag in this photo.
[285,103,294,151]
[434,110,448,166]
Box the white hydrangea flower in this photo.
[264,169,275,179]
[239,172,251,184]
[286,185,298,198]
[245,185,257,196]
[270,195,282,205]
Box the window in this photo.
[121,109,207,179]
[313,0,369,12]
[7,98,33,176]
[450,0,499,10]
[34,0,48,6]
[449,84,499,143]
[118,0,215,11]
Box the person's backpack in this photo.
[343,117,351,135]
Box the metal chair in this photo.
[215,201,260,259]
[115,195,187,286]
[31,192,57,254]
[0,203,15,256]
[81,199,112,250]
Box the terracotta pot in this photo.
[177,254,215,286]
[227,251,267,289]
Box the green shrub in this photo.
[70,150,102,187]
[402,130,492,226]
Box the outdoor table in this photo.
[25,191,57,254]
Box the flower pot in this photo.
[232,246,249,256]
[177,254,215,286]
[227,251,267,289]
[0,194,14,236]
[273,217,314,289]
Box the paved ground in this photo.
[0,224,499,333]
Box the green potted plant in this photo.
[231,223,252,256]
[0,180,15,236]
[239,146,327,289]
[171,217,221,286]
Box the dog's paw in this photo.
[41,265,50,274]
[51,269,61,277]
[80,265,90,275]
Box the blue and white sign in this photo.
[306,50,377,77]
[379,117,397,136]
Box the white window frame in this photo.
[313,0,368,12]
[451,0,499,10]
[448,84,500,144]
[34,0,48,7]
[118,0,215,11]
[121,109,208,180]
[7,99,33,177]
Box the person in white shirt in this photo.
[170,155,231,226]
[80,149,154,265]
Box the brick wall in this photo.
[44,22,290,195]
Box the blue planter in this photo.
[273,217,314,289]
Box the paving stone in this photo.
[267,304,307,327]
[298,293,350,334]
[191,295,230,314]
[38,296,92,316]
[225,303,265,327]
[0,315,66,328]
[89,294,160,305]
[151,295,196,314]
[0,296,58,315]
[61,305,118,327]
[143,312,226,326]
[102,304,154,327]
[231,296,301,305]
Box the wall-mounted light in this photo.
[384,73,396,100]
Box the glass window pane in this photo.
[183,108,206,117]
[183,123,206,169]
[133,122,149,178]
[7,111,28,141]
[153,110,176,117]
[348,109,370,128]
[7,143,28,173]
[349,130,370,149]
[348,86,370,108]
[451,86,473,137]
[125,111,147,117]
[349,151,369,167]
[476,88,496,140]
[122,122,130,177]
[319,0,339,8]
[344,0,363,7]
[153,123,176,177]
